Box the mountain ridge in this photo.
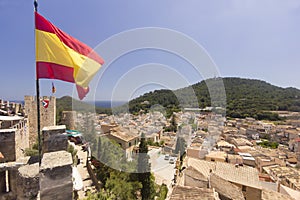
[127,77,300,120]
[56,77,300,120]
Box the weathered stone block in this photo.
[0,171,6,193]
[40,151,73,200]
[0,130,16,162]
[16,163,39,200]
[42,125,68,153]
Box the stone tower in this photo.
[61,111,77,130]
[24,96,56,147]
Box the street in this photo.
[148,148,176,188]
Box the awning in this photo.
[66,130,82,137]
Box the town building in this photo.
[106,126,140,160]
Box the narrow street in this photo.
[75,145,95,199]
[149,148,176,197]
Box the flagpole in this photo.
[34,0,42,166]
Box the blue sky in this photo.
[0,0,300,101]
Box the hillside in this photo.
[128,77,300,120]
[56,96,111,123]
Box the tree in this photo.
[175,137,186,156]
[170,113,177,132]
[137,133,156,200]
[105,171,142,200]
[156,184,168,200]
[84,189,113,200]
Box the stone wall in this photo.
[245,186,262,200]
[0,171,5,193]
[24,96,56,147]
[86,159,101,190]
[0,157,32,200]
[0,129,16,162]
[0,126,29,162]
[42,125,67,154]
[39,151,73,200]
[297,141,300,166]
[8,169,18,198]
[61,111,77,130]
[13,119,29,161]
[16,163,39,200]
[183,167,208,188]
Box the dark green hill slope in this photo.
[56,96,111,123]
[128,77,300,120]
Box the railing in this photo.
[86,157,101,191]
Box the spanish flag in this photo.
[35,12,104,100]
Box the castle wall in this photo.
[0,129,16,162]
[61,111,77,130]
[12,119,29,160]
[0,120,29,162]
[24,96,56,147]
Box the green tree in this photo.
[84,189,113,200]
[105,171,142,200]
[138,133,156,200]
[175,137,186,156]
[170,114,177,132]
[156,184,168,200]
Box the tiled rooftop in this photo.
[187,158,261,188]
[169,186,216,200]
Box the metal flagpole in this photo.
[34,0,42,166]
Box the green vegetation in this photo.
[105,171,142,200]
[146,139,160,147]
[127,77,300,120]
[24,148,39,157]
[86,134,162,200]
[138,133,156,200]
[84,190,113,200]
[56,96,111,124]
[67,144,78,165]
[257,140,279,149]
[156,184,168,200]
[56,78,300,121]
[24,138,39,157]
[175,137,186,156]
[164,113,178,132]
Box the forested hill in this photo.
[128,77,300,120]
[56,96,111,123]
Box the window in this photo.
[129,142,132,147]
[242,185,247,192]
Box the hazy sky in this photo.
[0,0,300,101]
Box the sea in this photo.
[93,101,127,108]
[9,100,127,108]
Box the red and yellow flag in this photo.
[35,12,104,100]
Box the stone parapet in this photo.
[0,129,16,162]
[39,151,73,200]
[42,125,68,154]
[16,163,39,200]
